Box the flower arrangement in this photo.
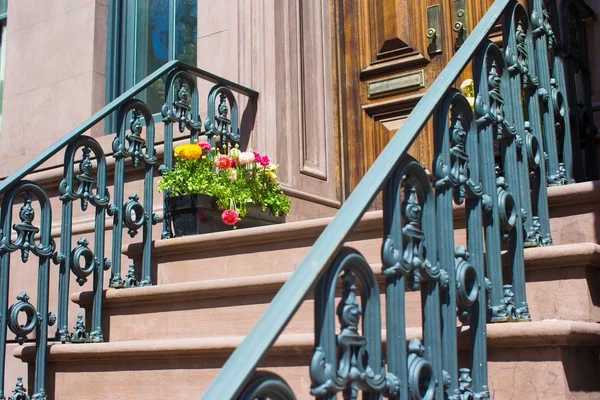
[158,141,291,228]
[460,78,475,110]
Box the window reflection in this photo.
[133,0,197,113]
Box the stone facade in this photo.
[0,0,341,222]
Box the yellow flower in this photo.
[174,145,184,158]
[174,144,202,160]
[460,79,475,98]
[263,163,278,172]
[264,170,278,184]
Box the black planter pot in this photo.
[166,193,285,237]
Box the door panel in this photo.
[332,0,490,199]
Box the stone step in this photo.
[122,181,600,286]
[13,320,600,400]
[72,243,600,343]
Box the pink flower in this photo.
[198,142,212,152]
[215,154,232,169]
[221,209,239,226]
[259,155,270,166]
[253,151,262,162]
[238,152,256,165]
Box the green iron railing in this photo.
[0,61,257,398]
[0,0,596,398]
[203,0,598,399]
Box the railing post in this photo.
[56,137,111,342]
[474,42,511,323]
[530,0,570,185]
[434,91,488,398]
[0,182,55,399]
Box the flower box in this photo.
[167,193,284,236]
[159,141,291,237]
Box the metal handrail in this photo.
[202,0,511,398]
[0,60,258,194]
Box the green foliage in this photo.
[158,144,291,219]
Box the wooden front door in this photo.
[331,0,494,200]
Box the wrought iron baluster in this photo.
[0,182,55,399]
[530,0,570,185]
[311,248,400,400]
[383,158,441,400]
[111,99,158,288]
[503,5,546,248]
[546,0,576,183]
[205,85,240,147]
[506,3,553,245]
[433,90,488,398]
[56,137,110,342]
[160,70,202,239]
[475,41,531,322]
[474,42,511,323]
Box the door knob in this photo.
[426,4,442,55]
[453,1,468,48]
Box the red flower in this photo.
[215,154,232,169]
[259,155,270,166]
[198,142,212,152]
[221,209,239,226]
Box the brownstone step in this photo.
[73,242,600,343]
[122,181,600,286]
[13,320,600,400]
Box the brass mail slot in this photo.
[367,70,425,99]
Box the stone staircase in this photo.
[11,180,600,399]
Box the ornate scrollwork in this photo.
[506,18,539,90]
[70,315,88,343]
[207,93,231,142]
[496,177,517,236]
[504,283,531,321]
[161,77,202,134]
[70,237,97,286]
[0,196,55,263]
[476,60,517,142]
[59,145,110,213]
[123,193,146,238]
[455,368,477,400]
[524,122,542,170]
[8,377,29,400]
[435,110,483,205]
[455,247,479,323]
[407,339,437,400]
[502,284,517,320]
[402,187,426,271]
[124,264,139,288]
[382,183,440,288]
[8,292,38,345]
[311,269,399,399]
[205,85,240,145]
[531,0,555,50]
[88,329,104,343]
[112,109,157,168]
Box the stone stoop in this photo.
[13,321,600,400]
[70,242,600,343]
[8,180,600,399]
[121,181,600,285]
